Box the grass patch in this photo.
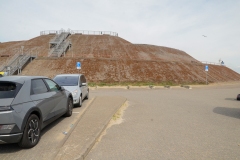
[112,112,121,121]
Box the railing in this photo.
[48,47,55,57]
[6,54,19,66]
[0,63,6,71]
[71,30,118,36]
[0,54,20,71]
[201,61,225,66]
[50,40,71,57]
[40,30,58,35]
[49,32,70,44]
[40,29,118,36]
[0,51,36,74]
[7,54,31,75]
[48,30,71,57]
[61,40,71,56]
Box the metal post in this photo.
[206,72,208,85]
[71,43,73,57]
[21,46,24,55]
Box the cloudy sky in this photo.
[1,0,240,73]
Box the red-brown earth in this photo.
[0,34,239,84]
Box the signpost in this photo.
[205,65,208,85]
[76,62,81,74]
[76,62,81,69]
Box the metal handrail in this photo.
[0,63,6,71]
[48,47,56,57]
[71,30,118,36]
[201,61,224,66]
[0,54,19,71]
[59,40,71,57]
[48,31,71,57]
[8,54,31,75]
[40,29,118,36]
[40,30,58,35]
[6,54,19,66]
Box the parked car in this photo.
[0,76,73,148]
[0,72,4,77]
[53,74,89,107]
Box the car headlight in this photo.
[0,106,12,112]
[72,89,78,97]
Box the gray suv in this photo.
[0,76,73,148]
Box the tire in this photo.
[237,94,240,101]
[76,95,82,107]
[18,114,40,148]
[64,97,73,117]
[85,90,89,100]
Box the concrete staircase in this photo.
[48,30,71,57]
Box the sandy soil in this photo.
[0,34,239,84]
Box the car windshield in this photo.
[0,82,22,99]
[54,76,79,86]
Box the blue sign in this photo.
[205,65,208,71]
[76,62,81,69]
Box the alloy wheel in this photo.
[27,119,40,144]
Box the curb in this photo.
[78,98,127,160]
[52,97,96,159]
[54,96,127,160]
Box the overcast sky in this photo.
[1,0,240,73]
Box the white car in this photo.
[53,74,89,106]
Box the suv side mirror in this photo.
[57,85,64,91]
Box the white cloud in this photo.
[0,0,239,73]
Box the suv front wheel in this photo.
[64,97,73,117]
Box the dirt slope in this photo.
[66,35,197,62]
[1,34,240,84]
[19,57,240,84]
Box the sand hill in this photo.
[0,33,240,84]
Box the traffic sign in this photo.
[205,65,208,71]
[76,62,81,69]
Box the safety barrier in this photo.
[71,30,118,36]
[40,29,118,36]
[201,61,225,66]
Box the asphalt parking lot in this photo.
[0,98,93,160]
[86,85,240,160]
[1,84,240,160]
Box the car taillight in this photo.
[0,105,12,111]
[0,124,15,130]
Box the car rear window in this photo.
[0,82,22,99]
[54,76,78,86]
